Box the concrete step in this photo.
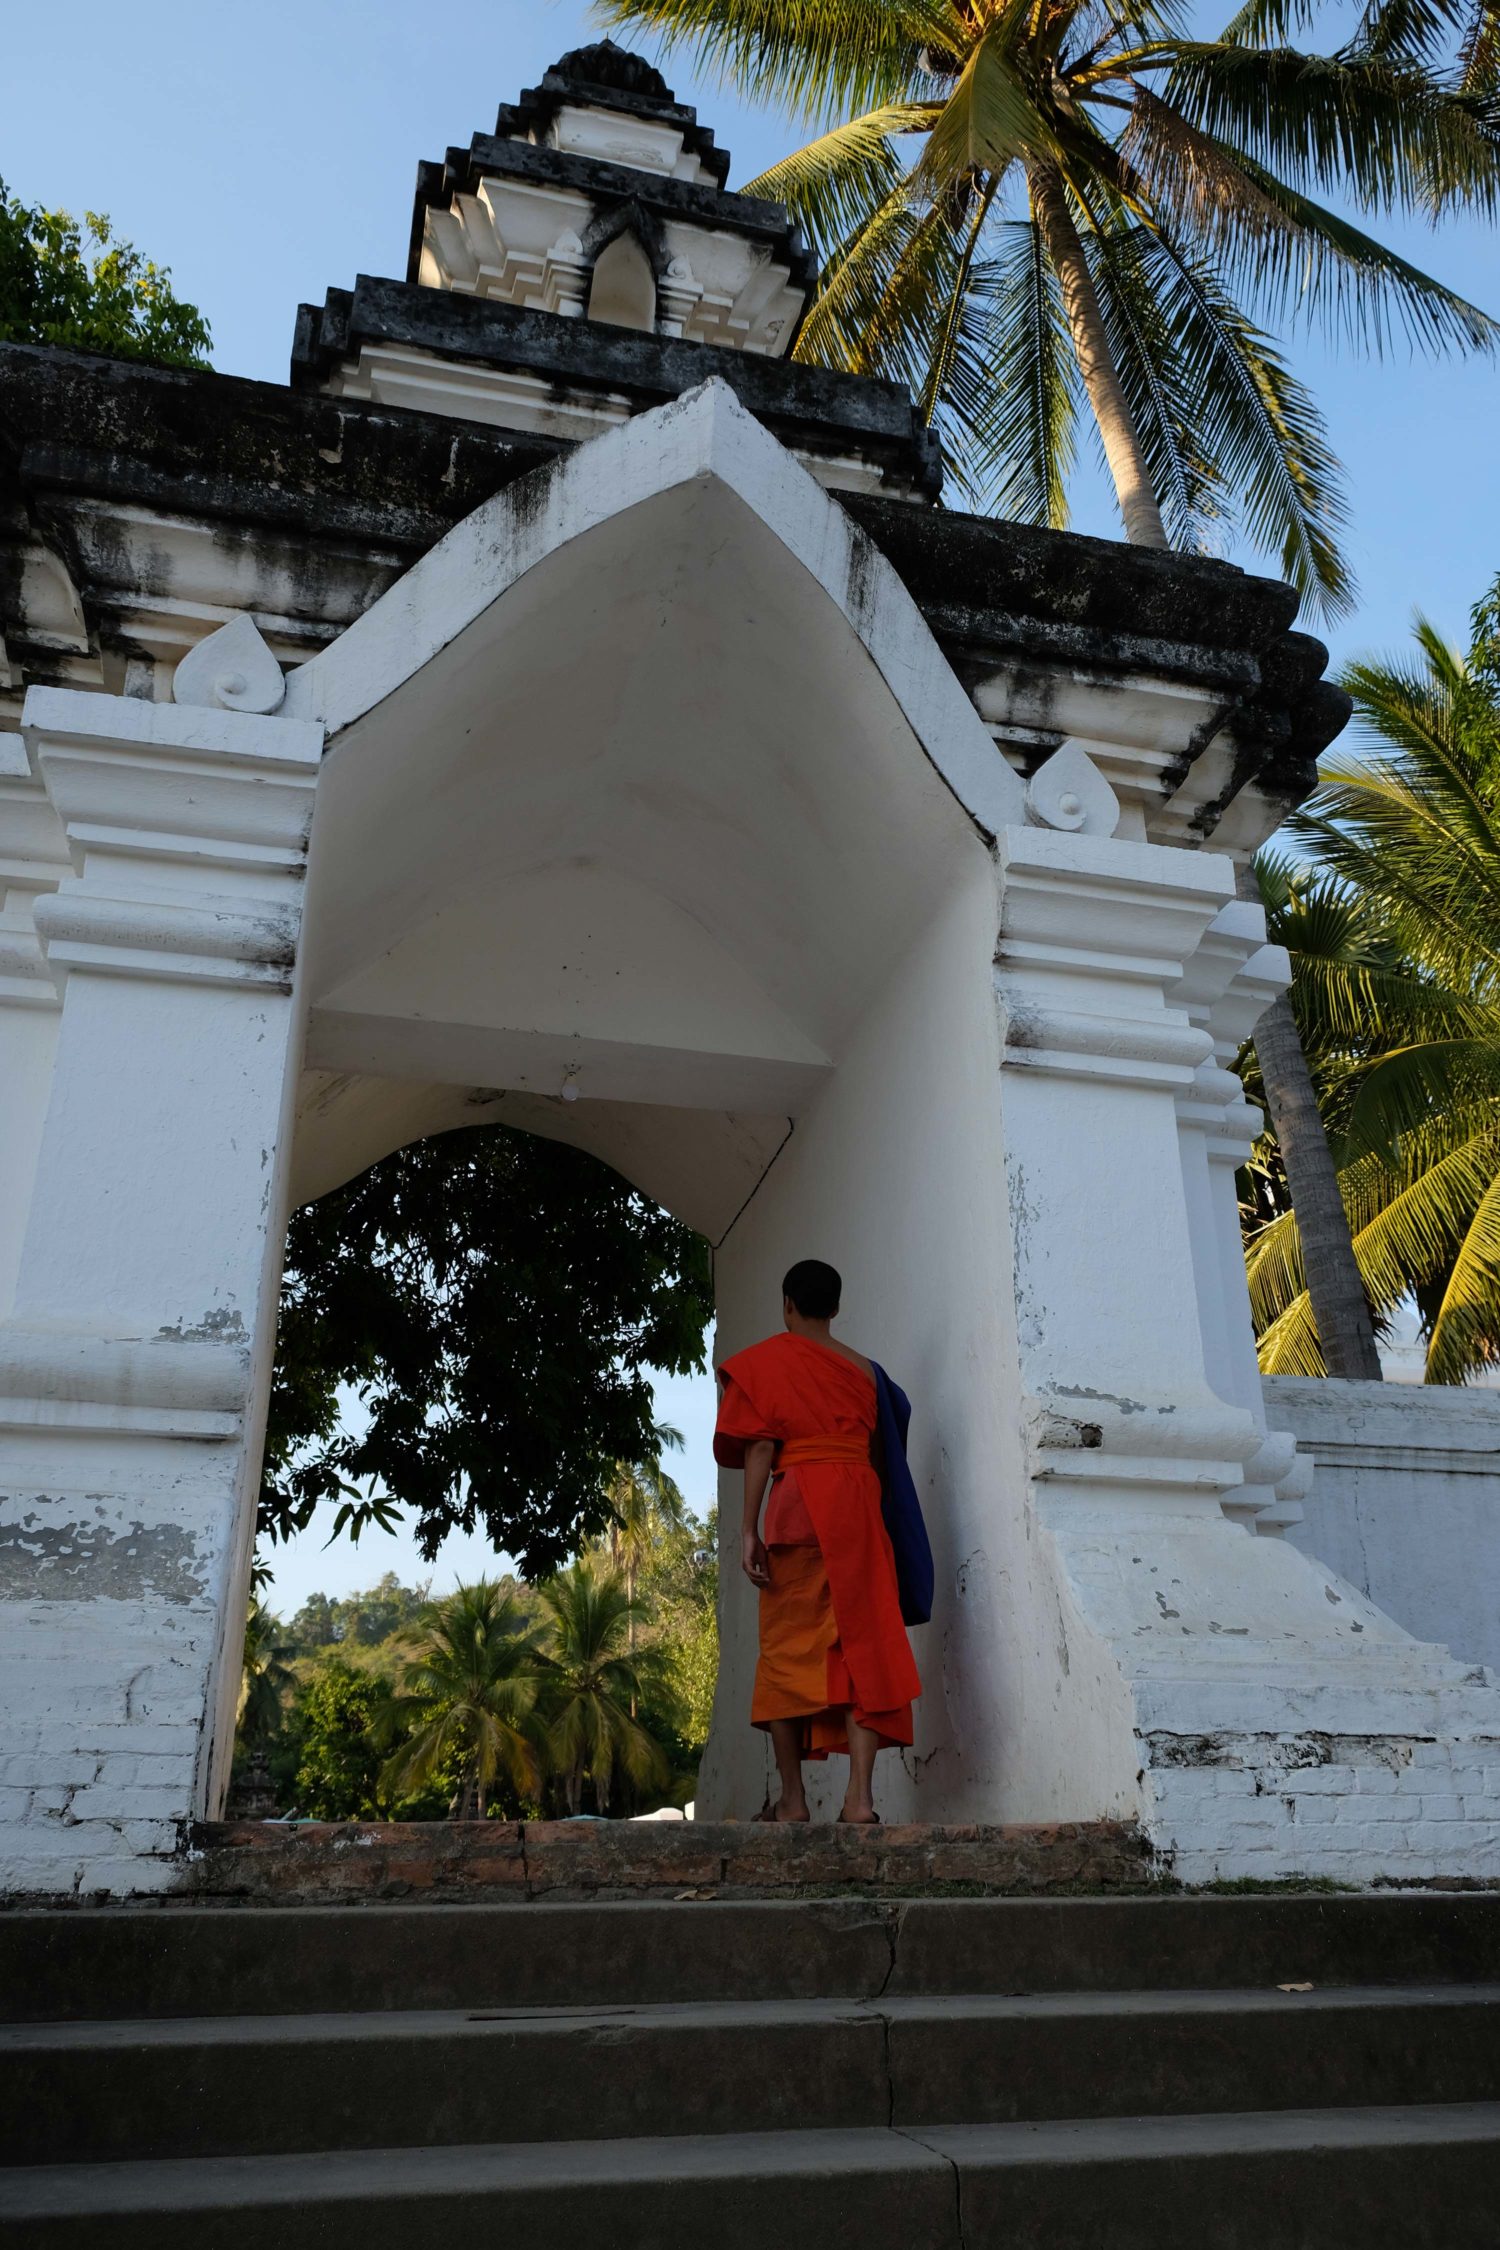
[10,1891,1500,2024]
[7,1985,1499,2165]
[5,2108,1499,2250]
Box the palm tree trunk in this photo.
[1253,989,1383,1381]
[1026,158,1168,551]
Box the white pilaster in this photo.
[995,824,1500,1883]
[1168,903,1304,1527]
[0,735,68,1319]
[0,682,321,1896]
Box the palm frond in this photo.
[913,2,1054,187]
[593,0,966,124]
[969,218,1082,522]
[1162,42,1500,222]
[1090,213,1353,613]
[1427,1163,1500,1377]
[1080,200,1220,546]
[742,103,931,260]
[1460,0,1500,91]
[1353,0,1478,70]
[1217,0,1321,47]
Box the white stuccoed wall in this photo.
[700,844,1036,1825]
[1267,1375,1500,1674]
[987,827,1500,1882]
[3,382,1499,1892]
[0,689,321,1896]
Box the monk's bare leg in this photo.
[841,1714,880,1823]
[768,1720,810,1822]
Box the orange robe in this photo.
[715,1331,921,1758]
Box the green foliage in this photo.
[1240,569,1500,1381]
[536,1556,672,1814]
[239,1462,715,1821]
[0,180,210,368]
[636,1509,720,1751]
[286,1571,434,1653]
[600,0,1500,616]
[237,1599,297,1750]
[285,1657,401,1820]
[259,1124,713,1578]
[381,1580,546,1818]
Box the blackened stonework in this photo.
[292,280,938,499]
[0,341,565,700]
[0,343,563,546]
[0,339,1342,836]
[841,493,1350,831]
[408,132,810,298]
[496,41,731,185]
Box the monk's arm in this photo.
[741,1439,776,1587]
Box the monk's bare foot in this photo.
[754,1798,810,1823]
[838,1803,880,1825]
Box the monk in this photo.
[714,1259,922,1826]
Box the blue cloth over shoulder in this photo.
[871,1363,934,1627]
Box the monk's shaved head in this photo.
[782,1259,842,1319]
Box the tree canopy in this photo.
[601,0,1500,615]
[259,1125,714,1579]
[241,1528,717,1821]
[0,181,210,367]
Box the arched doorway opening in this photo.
[247,1110,718,1826]
[217,382,1014,1823]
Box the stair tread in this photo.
[0,2125,949,2215]
[7,2107,1500,2217]
[7,1980,1498,2051]
[14,1894,1500,2025]
[912,2101,1500,2166]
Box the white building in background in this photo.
[2,44,1497,1897]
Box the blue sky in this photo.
[11,0,1497,1607]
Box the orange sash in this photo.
[779,1434,871,1468]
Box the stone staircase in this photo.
[3,1892,1500,2244]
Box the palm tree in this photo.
[380,1580,544,1817]
[1242,584,1500,1382]
[536,1557,670,1814]
[238,1598,297,1748]
[599,0,1498,615]
[603,1428,690,1669]
[1248,868,1384,1378]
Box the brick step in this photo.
[5,2109,1500,2250]
[5,1985,1499,2167]
[9,1893,1500,2024]
[180,1814,1149,1901]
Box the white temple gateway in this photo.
[2,44,1497,1897]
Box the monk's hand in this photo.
[741,1530,770,1588]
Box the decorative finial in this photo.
[1024,741,1119,837]
[173,614,286,715]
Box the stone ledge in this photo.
[171,1819,1154,1904]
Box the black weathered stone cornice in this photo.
[0,343,564,551]
[840,493,1349,823]
[0,342,1343,824]
[406,130,811,298]
[292,279,942,500]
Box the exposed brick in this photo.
[0,1756,99,1788]
[67,1787,187,1824]
[173,1817,1154,1905]
[1280,1766,1360,1796]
